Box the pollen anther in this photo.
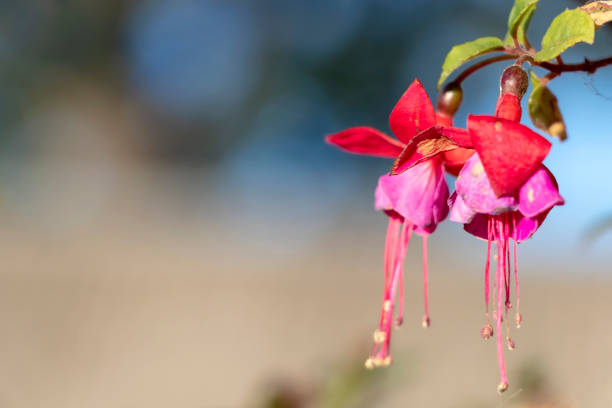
[373,330,386,343]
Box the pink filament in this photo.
[371,219,412,362]
[504,215,511,314]
[384,220,400,292]
[397,263,404,327]
[485,217,493,315]
[512,215,521,326]
[422,235,430,327]
[495,218,509,391]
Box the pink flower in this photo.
[366,158,449,367]
[448,89,563,394]
[326,79,457,368]
[390,68,564,392]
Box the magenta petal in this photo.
[449,191,477,224]
[376,160,449,231]
[513,213,540,242]
[375,176,393,212]
[456,154,517,215]
[462,212,542,242]
[518,165,565,218]
[414,224,435,235]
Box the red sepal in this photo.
[391,126,470,174]
[389,79,436,144]
[325,126,404,158]
[468,115,551,196]
[442,148,474,177]
[494,93,521,122]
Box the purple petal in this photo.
[513,213,540,242]
[463,211,543,243]
[376,159,449,231]
[463,213,489,241]
[518,165,565,218]
[455,154,517,215]
[449,191,477,224]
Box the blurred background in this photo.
[0,0,611,407]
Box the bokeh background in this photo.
[0,1,611,407]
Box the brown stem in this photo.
[452,54,516,85]
[447,49,612,89]
[535,56,612,74]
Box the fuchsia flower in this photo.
[326,79,465,368]
[391,67,564,393]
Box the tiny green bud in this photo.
[436,82,463,117]
[500,65,528,98]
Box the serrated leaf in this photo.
[535,9,595,62]
[504,3,537,47]
[437,37,504,89]
[580,1,612,27]
[508,0,539,36]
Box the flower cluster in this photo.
[326,66,564,393]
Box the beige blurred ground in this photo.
[0,83,610,408]
[0,185,611,408]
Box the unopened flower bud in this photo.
[528,82,567,141]
[436,82,463,117]
[480,323,494,339]
[506,336,515,351]
[500,65,528,99]
[497,381,509,394]
[422,315,430,329]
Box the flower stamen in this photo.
[512,215,522,329]
[422,235,431,328]
[368,220,412,367]
[495,218,509,393]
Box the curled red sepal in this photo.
[468,115,551,197]
[389,79,436,144]
[391,126,471,175]
[325,126,405,158]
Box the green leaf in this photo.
[535,9,595,62]
[437,37,504,89]
[508,0,539,37]
[580,1,612,27]
[504,3,537,47]
[527,72,567,140]
[529,70,541,87]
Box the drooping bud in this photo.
[422,315,430,329]
[500,65,528,98]
[496,65,528,121]
[528,72,567,141]
[436,82,463,119]
[497,381,509,394]
[506,336,515,351]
